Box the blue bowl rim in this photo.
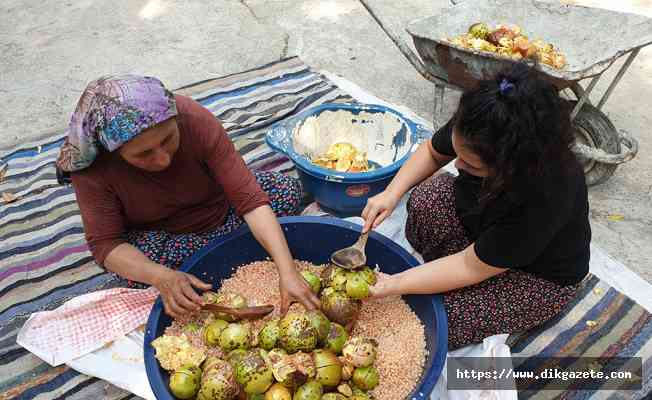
[144,216,448,400]
[265,103,430,184]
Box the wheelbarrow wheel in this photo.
[571,103,621,186]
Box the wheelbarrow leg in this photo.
[570,75,601,121]
[433,83,446,130]
[597,49,640,110]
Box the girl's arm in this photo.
[362,141,454,232]
[387,140,453,200]
[370,244,506,297]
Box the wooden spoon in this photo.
[201,304,275,319]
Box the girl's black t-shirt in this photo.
[430,120,591,286]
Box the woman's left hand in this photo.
[279,268,321,315]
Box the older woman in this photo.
[363,64,590,349]
[57,75,319,318]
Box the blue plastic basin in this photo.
[144,216,447,399]
[266,103,432,217]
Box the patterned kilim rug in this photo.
[0,57,650,399]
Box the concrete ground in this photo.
[1,0,650,283]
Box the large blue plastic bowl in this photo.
[266,103,432,217]
[144,217,447,400]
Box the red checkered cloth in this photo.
[17,287,159,366]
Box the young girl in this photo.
[362,63,590,349]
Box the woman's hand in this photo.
[279,268,321,315]
[153,268,212,318]
[243,205,321,315]
[369,272,399,299]
[361,190,402,233]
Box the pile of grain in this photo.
[354,299,427,399]
[166,260,427,400]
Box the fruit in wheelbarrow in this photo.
[235,349,274,394]
[152,334,206,371]
[264,383,292,400]
[305,310,331,344]
[204,319,229,346]
[169,365,201,399]
[532,39,565,68]
[450,23,566,69]
[259,319,280,351]
[468,22,490,39]
[495,23,522,36]
[552,53,566,69]
[487,27,516,46]
[513,36,537,59]
[293,380,323,400]
[324,323,348,354]
[345,273,370,300]
[320,288,361,326]
[313,349,343,387]
[301,271,322,294]
[450,33,471,48]
[469,37,496,52]
[352,366,379,391]
[498,36,514,48]
[197,358,239,400]
[220,323,251,352]
[342,337,377,368]
[278,312,319,353]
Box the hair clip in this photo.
[499,78,515,95]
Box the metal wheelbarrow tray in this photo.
[360,0,652,185]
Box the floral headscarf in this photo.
[56,74,177,172]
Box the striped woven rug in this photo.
[0,57,650,399]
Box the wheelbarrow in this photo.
[358,0,652,185]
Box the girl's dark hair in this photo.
[454,62,576,202]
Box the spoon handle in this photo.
[202,304,274,316]
[356,231,369,250]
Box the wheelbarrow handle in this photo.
[357,0,449,87]
[572,130,639,165]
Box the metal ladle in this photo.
[330,232,369,270]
